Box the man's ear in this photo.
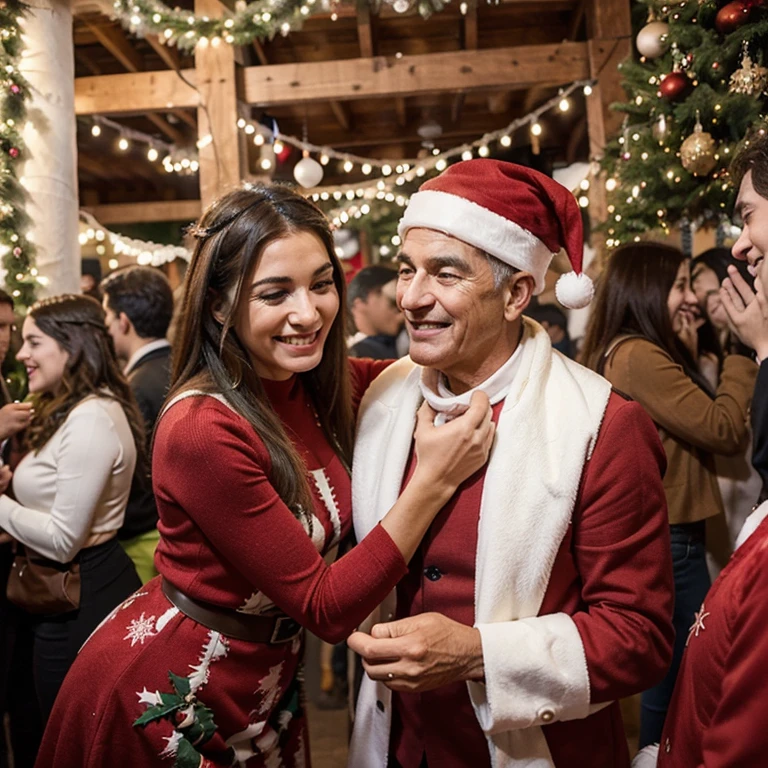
[502,272,536,323]
[117,312,132,336]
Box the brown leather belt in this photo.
[161,579,302,644]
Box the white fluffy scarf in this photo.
[349,318,613,768]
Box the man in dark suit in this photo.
[101,267,174,582]
[348,266,404,359]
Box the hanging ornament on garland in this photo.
[715,0,751,34]
[730,42,768,95]
[636,21,670,59]
[293,152,324,188]
[658,70,691,101]
[680,111,717,176]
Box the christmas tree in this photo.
[601,0,768,247]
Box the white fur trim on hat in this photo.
[555,271,594,309]
[398,189,554,294]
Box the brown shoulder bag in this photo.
[6,545,81,615]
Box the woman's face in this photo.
[691,263,728,331]
[233,230,340,381]
[667,260,698,334]
[17,317,70,394]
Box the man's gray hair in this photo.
[485,252,519,290]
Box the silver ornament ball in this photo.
[636,22,670,60]
[293,156,324,188]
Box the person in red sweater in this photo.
[642,134,768,768]
[35,184,494,768]
[347,160,675,768]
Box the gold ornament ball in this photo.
[680,129,717,176]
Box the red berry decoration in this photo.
[8,147,19,158]
[12,248,21,257]
[10,84,20,95]
[715,0,751,34]
[658,71,691,101]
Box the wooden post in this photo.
[584,0,632,264]
[194,0,244,209]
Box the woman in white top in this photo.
[0,294,144,721]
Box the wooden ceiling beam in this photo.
[172,109,197,129]
[146,112,187,145]
[145,34,181,71]
[451,92,465,124]
[83,20,143,73]
[75,70,199,114]
[357,2,374,58]
[395,96,407,128]
[75,49,102,76]
[82,199,202,225]
[463,0,478,50]
[567,0,587,39]
[252,39,269,66]
[329,100,352,131]
[243,42,589,105]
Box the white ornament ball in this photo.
[636,22,670,60]
[293,156,324,188]
[555,271,595,310]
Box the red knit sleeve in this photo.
[571,395,675,702]
[154,399,407,644]
[699,537,768,766]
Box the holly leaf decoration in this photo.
[169,670,192,697]
[174,738,206,768]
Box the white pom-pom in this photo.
[555,271,594,309]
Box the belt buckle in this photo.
[270,616,301,644]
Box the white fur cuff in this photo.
[469,613,591,735]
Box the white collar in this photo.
[419,340,524,425]
[124,338,171,375]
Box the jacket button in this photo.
[540,709,554,723]
[376,700,385,712]
[424,566,442,581]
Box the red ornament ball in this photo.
[8,147,19,158]
[10,84,20,95]
[12,248,21,257]
[658,71,690,101]
[715,0,751,34]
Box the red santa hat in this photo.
[397,159,594,309]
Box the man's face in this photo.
[732,170,768,288]
[362,280,403,337]
[0,303,15,361]
[102,295,129,360]
[396,227,517,388]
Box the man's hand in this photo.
[0,402,33,441]
[347,612,484,693]
[721,266,768,360]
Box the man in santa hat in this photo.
[347,159,675,768]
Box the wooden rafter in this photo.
[146,113,187,145]
[451,92,465,124]
[83,19,143,73]
[243,43,589,105]
[357,2,374,59]
[252,39,269,66]
[329,101,352,131]
[171,109,197,130]
[394,97,407,128]
[83,199,202,225]
[463,0,478,50]
[145,34,181,71]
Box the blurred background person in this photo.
[0,289,37,768]
[690,248,763,563]
[581,242,757,750]
[0,294,143,725]
[525,302,574,358]
[101,267,174,583]
[347,265,403,359]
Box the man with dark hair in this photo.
[525,303,574,358]
[101,266,174,582]
[650,132,768,767]
[348,265,403,359]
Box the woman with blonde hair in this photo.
[37,183,493,767]
[0,294,143,721]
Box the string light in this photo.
[91,124,101,137]
[117,137,129,151]
[530,122,542,137]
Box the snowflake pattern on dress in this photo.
[124,612,157,647]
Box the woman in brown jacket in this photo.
[581,242,757,750]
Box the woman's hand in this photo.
[412,391,495,498]
[677,307,700,359]
[0,465,12,495]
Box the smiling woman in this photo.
[36,183,495,768]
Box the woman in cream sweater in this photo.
[581,243,757,749]
[0,294,144,722]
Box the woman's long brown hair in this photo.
[581,242,713,394]
[25,294,147,467]
[168,183,353,523]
